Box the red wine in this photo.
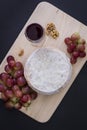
[25,23,44,42]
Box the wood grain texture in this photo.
[0,2,87,123]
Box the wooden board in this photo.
[0,2,87,123]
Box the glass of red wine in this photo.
[25,23,45,46]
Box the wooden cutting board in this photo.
[0,2,87,123]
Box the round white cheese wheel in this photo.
[24,48,72,95]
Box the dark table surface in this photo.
[0,0,87,129]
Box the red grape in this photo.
[1,93,8,101]
[21,94,30,103]
[71,32,80,41]
[12,85,19,92]
[13,78,17,85]
[72,51,80,59]
[14,102,22,109]
[5,101,14,109]
[8,60,16,68]
[77,44,85,52]
[4,64,12,74]
[67,47,73,53]
[14,62,23,70]
[22,85,30,94]
[64,37,72,46]
[0,83,5,92]
[68,43,76,51]
[14,70,24,78]
[30,92,38,100]
[5,90,14,98]
[70,56,77,64]
[0,72,9,84]
[7,55,15,63]
[6,78,13,88]
[79,51,86,58]
[17,76,26,87]
[14,90,23,98]
[78,38,86,45]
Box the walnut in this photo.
[46,23,59,39]
[18,49,24,56]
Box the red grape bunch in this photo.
[64,32,86,64]
[0,55,37,109]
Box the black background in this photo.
[0,0,87,130]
